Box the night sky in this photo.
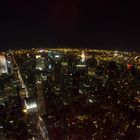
[0,0,140,51]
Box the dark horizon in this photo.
[0,0,140,52]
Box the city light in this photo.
[24,98,38,110]
[76,64,86,68]
[81,51,85,62]
[89,99,93,103]
[55,54,60,58]
[48,64,52,69]
[7,60,11,64]
[38,67,43,71]
[39,49,44,53]
[36,55,41,59]
[23,109,28,113]
[26,103,37,110]
[1,48,140,139]
[0,55,8,75]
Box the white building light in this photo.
[76,64,86,68]
[55,55,60,58]
[89,99,93,103]
[48,64,52,69]
[0,55,8,75]
[38,67,43,71]
[26,103,37,109]
[36,55,41,59]
[7,61,11,64]
[39,49,44,53]
[24,98,38,110]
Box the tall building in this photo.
[36,55,46,71]
[6,55,14,74]
[0,55,8,75]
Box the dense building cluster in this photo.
[1,48,140,139]
[0,69,28,139]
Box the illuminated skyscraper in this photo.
[0,55,8,75]
[36,55,46,71]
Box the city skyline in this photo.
[1,48,140,139]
